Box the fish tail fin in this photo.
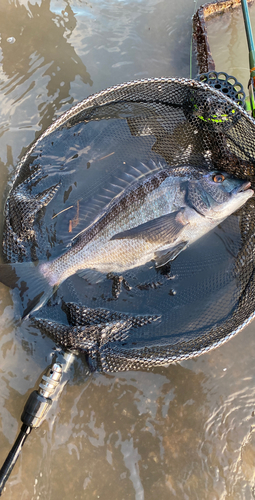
[0,261,54,319]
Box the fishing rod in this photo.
[241,0,255,116]
[0,351,75,496]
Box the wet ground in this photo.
[1,1,255,499]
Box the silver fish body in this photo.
[40,169,254,286]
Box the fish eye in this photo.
[212,173,225,183]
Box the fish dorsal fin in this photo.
[111,209,188,244]
[59,161,164,245]
[154,241,188,267]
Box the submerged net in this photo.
[3,77,255,371]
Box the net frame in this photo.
[3,76,255,371]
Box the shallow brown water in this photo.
[207,2,255,92]
[1,1,255,499]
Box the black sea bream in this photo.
[40,169,253,280]
[1,167,253,316]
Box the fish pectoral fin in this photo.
[154,241,188,267]
[76,268,106,284]
[110,210,188,244]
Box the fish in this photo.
[0,167,253,318]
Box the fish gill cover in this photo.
[2,77,255,372]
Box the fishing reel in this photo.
[196,71,246,109]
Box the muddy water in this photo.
[207,2,255,93]
[1,1,255,499]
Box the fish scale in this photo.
[40,168,253,287]
[0,164,252,319]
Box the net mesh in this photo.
[3,77,255,371]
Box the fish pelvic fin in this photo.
[0,261,54,319]
[154,241,188,267]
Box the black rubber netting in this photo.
[3,77,255,372]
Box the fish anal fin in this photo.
[111,209,188,244]
[0,261,53,319]
[76,268,106,284]
[154,241,188,267]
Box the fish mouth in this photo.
[234,181,252,194]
